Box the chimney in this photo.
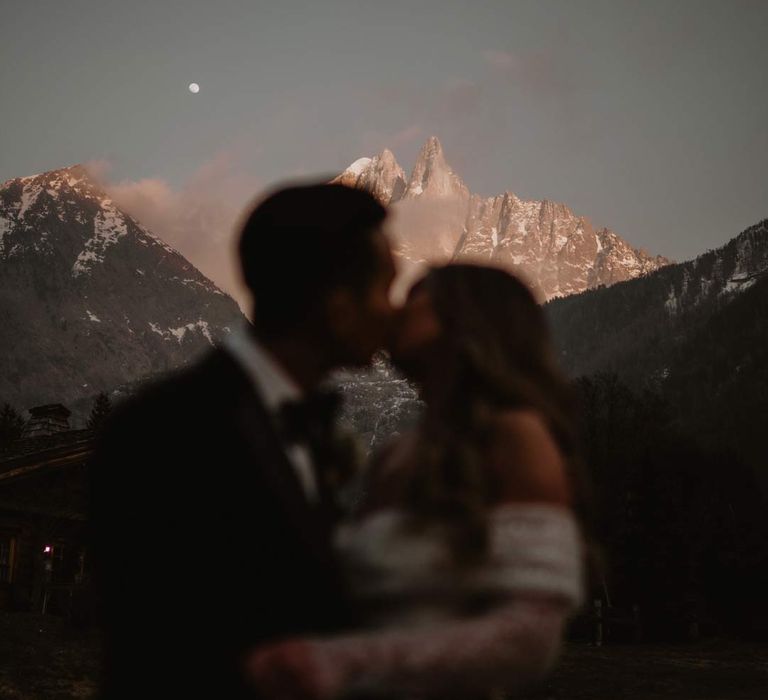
[21,404,71,439]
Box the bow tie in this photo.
[277,389,359,521]
[277,389,343,447]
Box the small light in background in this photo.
[43,545,52,554]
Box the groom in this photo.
[89,183,397,698]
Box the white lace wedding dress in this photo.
[302,502,585,698]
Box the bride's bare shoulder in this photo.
[360,431,419,512]
[485,408,571,507]
[371,430,419,474]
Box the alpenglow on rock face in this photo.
[0,165,246,423]
[333,149,408,205]
[334,136,670,300]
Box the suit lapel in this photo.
[223,350,334,556]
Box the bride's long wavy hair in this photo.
[405,264,593,567]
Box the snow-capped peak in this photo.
[334,136,671,300]
[332,149,408,205]
[0,164,187,268]
[0,163,246,425]
[346,157,373,177]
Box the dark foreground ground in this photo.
[1,612,767,699]
[521,638,768,700]
[0,612,99,699]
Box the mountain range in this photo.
[0,165,246,423]
[1,149,764,462]
[546,219,768,477]
[334,137,669,300]
[547,219,768,379]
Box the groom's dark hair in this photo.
[239,182,387,335]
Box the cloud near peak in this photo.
[101,152,262,313]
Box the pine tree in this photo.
[0,403,25,446]
[87,392,112,433]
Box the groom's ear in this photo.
[324,287,361,336]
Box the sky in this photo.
[2,0,767,298]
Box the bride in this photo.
[245,264,590,699]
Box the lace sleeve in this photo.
[299,504,585,699]
[241,503,585,698]
[474,503,586,608]
[303,596,570,699]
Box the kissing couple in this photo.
[89,183,588,699]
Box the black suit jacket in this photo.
[88,347,353,698]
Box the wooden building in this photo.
[0,404,94,616]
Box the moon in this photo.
[188,83,200,94]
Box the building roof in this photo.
[0,430,94,483]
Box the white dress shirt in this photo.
[221,324,319,503]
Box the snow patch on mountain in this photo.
[723,275,758,294]
[0,216,11,257]
[148,319,218,345]
[347,157,372,177]
[18,181,43,220]
[72,200,128,277]
[169,275,224,295]
[662,220,768,315]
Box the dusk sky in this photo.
[2,0,767,278]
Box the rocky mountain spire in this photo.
[335,137,671,300]
[332,148,407,205]
[404,136,469,201]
